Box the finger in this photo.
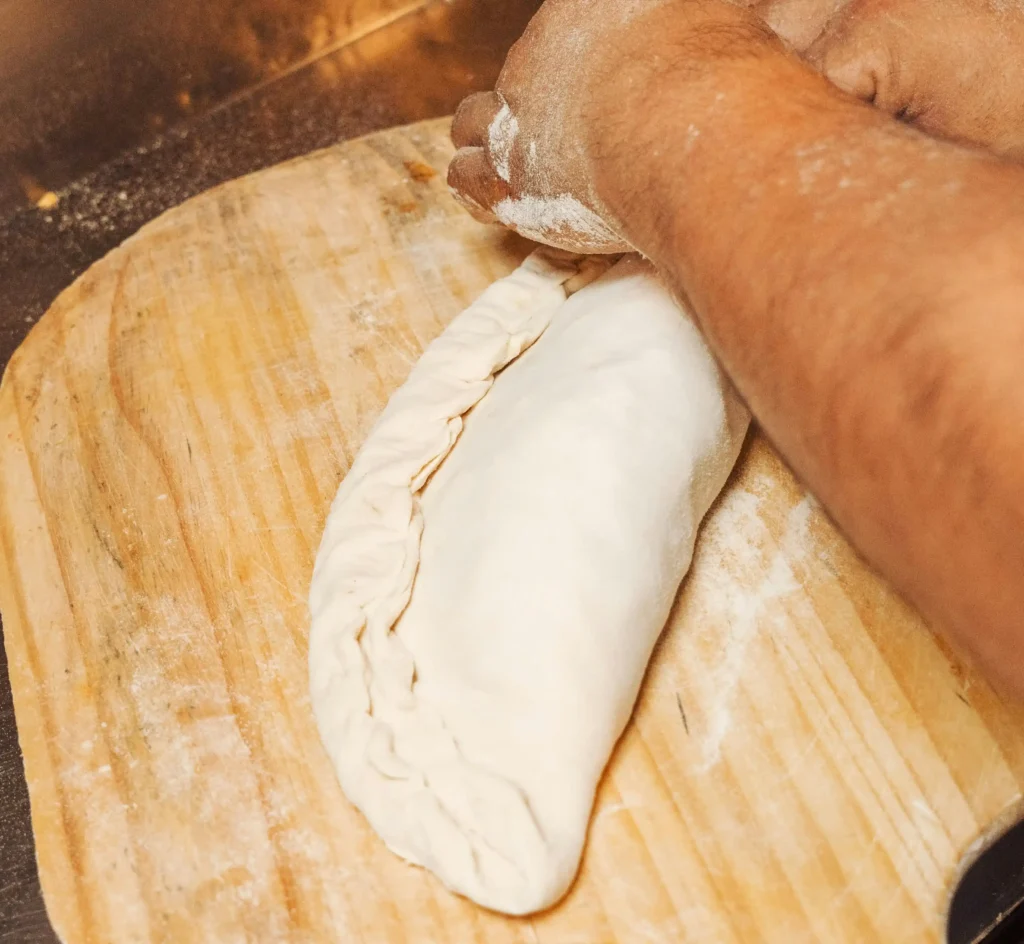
[451,92,502,149]
[447,147,509,220]
[806,21,893,105]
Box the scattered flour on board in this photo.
[493,193,620,251]
[693,486,817,771]
[488,100,519,184]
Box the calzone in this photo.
[308,252,749,915]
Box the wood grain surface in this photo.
[1,117,1023,944]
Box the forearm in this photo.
[596,32,1024,689]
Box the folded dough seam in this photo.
[308,251,605,911]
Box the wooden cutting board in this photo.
[3,116,1024,944]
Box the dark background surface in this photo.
[0,0,1022,941]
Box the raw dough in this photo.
[308,252,749,915]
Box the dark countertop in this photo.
[0,1,538,938]
[1,1,1023,941]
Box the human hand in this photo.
[805,0,1024,159]
[447,0,782,253]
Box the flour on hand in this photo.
[488,97,519,184]
[494,193,623,253]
